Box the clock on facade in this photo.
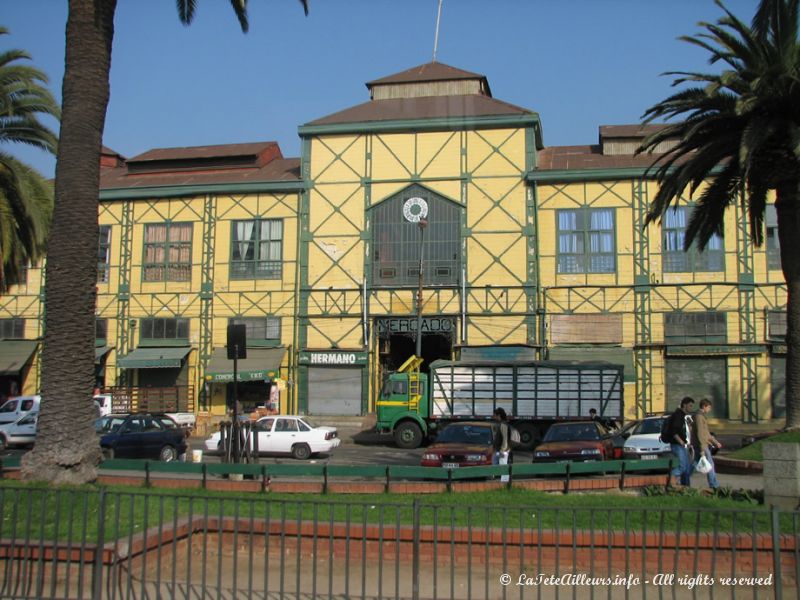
[402,196,428,223]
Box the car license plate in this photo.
[442,462,459,469]
[642,454,657,460]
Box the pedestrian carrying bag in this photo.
[509,426,521,446]
[695,454,712,474]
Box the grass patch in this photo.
[0,481,789,544]
[728,430,800,462]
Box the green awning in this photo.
[205,347,286,383]
[95,346,112,364]
[0,340,38,376]
[118,346,191,369]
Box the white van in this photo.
[0,410,38,450]
[0,395,40,426]
[93,394,113,417]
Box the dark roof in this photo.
[128,141,279,164]
[307,94,533,126]
[537,145,662,171]
[367,61,488,89]
[100,157,300,189]
[99,141,300,190]
[598,124,668,140]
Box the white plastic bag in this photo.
[695,454,712,474]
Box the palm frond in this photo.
[684,162,740,250]
[175,0,197,25]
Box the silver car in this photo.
[0,410,38,451]
[622,416,672,460]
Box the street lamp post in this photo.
[416,218,427,358]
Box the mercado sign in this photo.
[376,317,455,336]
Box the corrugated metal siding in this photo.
[307,367,362,415]
[550,314,623,344]
[665,357,728,418]
[371,80,484,100]
[602,139,677,156]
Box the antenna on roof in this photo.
[432,0,443,61]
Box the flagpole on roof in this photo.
[432,0,443,62]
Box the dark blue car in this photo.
[97,413,187,462]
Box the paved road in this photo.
[186,427,765,491]
[1,425,764,491]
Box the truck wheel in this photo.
[291,443,311,460]
[516,424,541,450]
[394,421,423,449]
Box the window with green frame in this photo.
[662,207,723,272]
[0,318,25,339]
[142,222,192,282]
[371,184,461,287]
[766,205,781,271]
[140,317,189,343]
[98,225,111,283]
[664,311,727,345]
[556,207,615,274]
[228,317,281,346]
[230,219,282,280]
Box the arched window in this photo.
[370,184,461,287]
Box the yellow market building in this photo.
[0,62,787,425]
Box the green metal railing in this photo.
[2,456,676,494]
[0,485,796,599]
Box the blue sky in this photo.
[4,0,758,178]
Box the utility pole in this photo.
[416,218,427,357]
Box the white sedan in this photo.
[205,415,341,460]
[622,416,672,460]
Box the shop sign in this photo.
[208,370,272,382]
[376,317,455,335]
[300,351,368,365]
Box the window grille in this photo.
[143,222,192,282]
[230,219,283,280]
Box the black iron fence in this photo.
[0,485,797,599]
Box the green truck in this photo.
[376,356,624,449]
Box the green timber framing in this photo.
[296,114,544,413]
[98,180,304,414]
[3,122,783,422]
[529,166,785,422]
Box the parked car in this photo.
[205,415,341,460]
[421,421,497,468]
[0,395,40,426]
[608,419,637,456]
[622,415,672,460]
[0,410,38,451]
[533,421,618,462]
[97,413,187,462]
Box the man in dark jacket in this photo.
[663,396,695,486]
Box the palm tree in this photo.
[20,0,308,484]
[0,27,58,289]
[638,0,800,428]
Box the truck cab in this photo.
[376,357,430,449]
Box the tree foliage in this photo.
[0,27,59,288]
[638,0,800,428]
